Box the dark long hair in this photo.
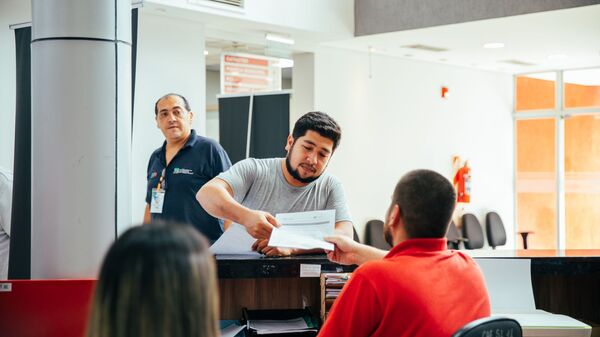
[87,222,219,337]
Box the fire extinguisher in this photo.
[453,161,471,203]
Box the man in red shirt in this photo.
[321,169,490,337]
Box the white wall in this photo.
[130,10,206,230]
[314,47,515,248]
[0,0,31,171]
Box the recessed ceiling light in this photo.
[547,53,567,60]
[483,42,504,49]
[204,50,208,56]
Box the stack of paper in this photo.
[476,259,591,337]
[210,223,260,256]
[248,317,317,335]
[320,273,352,322]
[492,311,591,337]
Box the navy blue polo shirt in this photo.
[146,129,231,242]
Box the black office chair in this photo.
[446,220,467,249]
[364,219,391,250]
[461,213,484,249]
[352,225,360,243]
[485,211,506,249]
[452,317,522,337]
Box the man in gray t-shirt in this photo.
[197,111,353,256]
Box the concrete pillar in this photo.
[31,0,131,278]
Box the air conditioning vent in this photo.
[400,44,448,52]
[501,59,537,66]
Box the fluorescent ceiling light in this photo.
[265,33,294,45]
[483,42,504,49]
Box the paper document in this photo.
[268,210,336,250]
[492,310,591,337]
[249,317,317,335]
[475,258,536,311]
[210,223,260,256]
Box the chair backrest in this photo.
[352,225,360,243]
[364,219,391,250]
[462,213,484,249]
[485,211,506,249]
[452,317,522,337]
[446,220,461,249]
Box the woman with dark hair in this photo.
[87,222,219,337]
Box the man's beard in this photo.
[285,155,321,184]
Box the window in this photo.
[515,68,600,249]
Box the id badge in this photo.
[150,188,165,213]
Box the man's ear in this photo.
[388,204,401,229]
[188,110,194,124]
[285,134,294,151]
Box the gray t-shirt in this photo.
[217,158,352,223]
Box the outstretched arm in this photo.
[197,178,279,239]
[325,235,388,265]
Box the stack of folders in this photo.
[320,273,352,322]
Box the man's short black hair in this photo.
[393,169,456,239]
[292,111,342,150]
[154,93,191,115]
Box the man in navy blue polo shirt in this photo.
[144,93,231,243]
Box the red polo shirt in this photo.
[319,238,490,337]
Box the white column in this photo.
[291,53,315,126]
[31,0,131,278]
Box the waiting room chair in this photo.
[485,211,506,249]
[352,225,360,243]
[446,220,467,249]
[461,213,484,249]
[364,219,391,250]
[452,316,522,337]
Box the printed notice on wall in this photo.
[220,52,282,94]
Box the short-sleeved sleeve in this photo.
[326,178,353,223]
[216,158,258,203]
[209,142,232,177]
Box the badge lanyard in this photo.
[150,168,167,214]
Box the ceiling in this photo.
[324,4,600,74]
[149,2,600,76]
